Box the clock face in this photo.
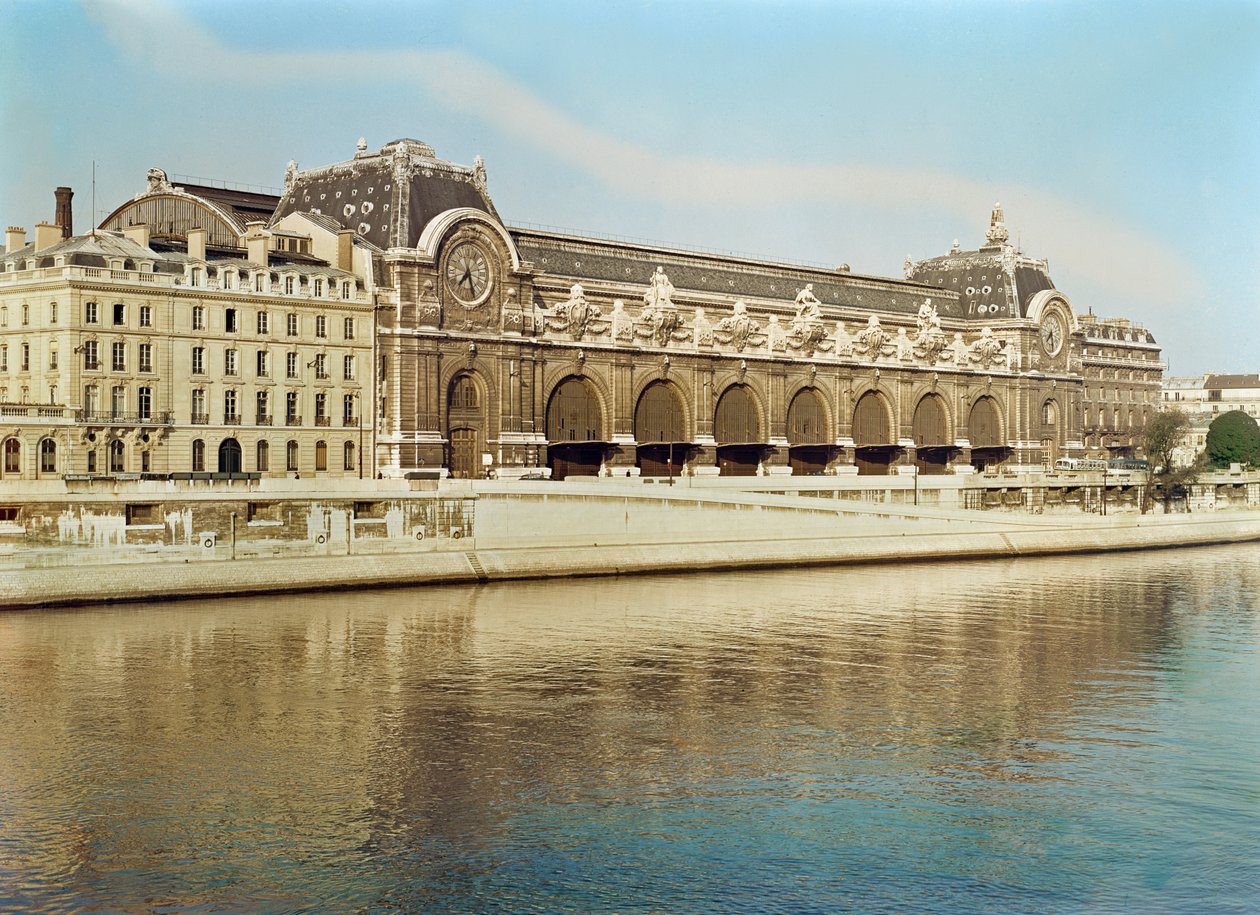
[1041,314,1064,356]
[444,243,491,305]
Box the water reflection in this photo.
[1,548,1258,912]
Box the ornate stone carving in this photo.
[638,268,682,347]
[854,315,890,357]
[544,283,605,340]
[832,321,855,357]
[714,301,760,352]
[968,326,1007,367]
[788,285,828,354]
[416,279,441,328]
[693,308,714,347]
[609,300,634,342]
[472,155,487,192]
[284,160,298,192]
[895,327,913,360]
[903,254,916,278]
[766,315,787,351]
[913,298,946,362]
[985,202,1009,246]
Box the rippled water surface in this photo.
[2,548,1259,912]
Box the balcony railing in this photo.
[224,413,241,425]
[76,410,173,425]
[0,403,74,419]
[315,416,331,427]
[343,416,358,426]
[256,414,272,426]
[286,415,302,426]
[191,412,209,425]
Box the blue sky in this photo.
[2,0,1257,374]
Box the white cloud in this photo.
[86,0,1197,307]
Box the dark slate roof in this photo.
[270,138,496,251]
[0,231,164,271]
[1078,317,1158,345]
[906,246,1054,320]
[511,229,959,319]
[179,183,280,229]
[1204,374,1260,390]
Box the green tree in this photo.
[1142,408,1201,513]
[1206,410,1260,468]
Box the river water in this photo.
[1,547,1258,913]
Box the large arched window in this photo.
[714,385,760,444]
[218,438,242,474]
[852,392,893,446]
[108,440,125,473]
[546,377,602,442]
[786,388,827,445]
[912,394,949,447]
[968,396,1003,448]
[315,440,327,472]
[286,440,299,472]
[634,381,685,443]
[449,373,479,411]
[256,440,269,472]
[39,438,57,475]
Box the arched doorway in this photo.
[852,391,896,475]
[218,437,242,474]
[634,381,687,476]
[546,376,605,479]
[714,384,763,475]
[787,388,830,475]
[447,373,484,479]
[912,394,952,474]
[969,396,1009,470]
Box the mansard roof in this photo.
[271,138,497,252]
[511,228,959,319]
[0,230,164,270]
[905,203,1057,320]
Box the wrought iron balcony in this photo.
[286,415,303,426]
[315,415,331,427]
[76,410,173,425]
[223,413,241,425]
[256,414,272,426]
[191,412,210,425]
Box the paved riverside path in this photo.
[4,481,1260,609]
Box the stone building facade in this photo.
[0,137,1165,481]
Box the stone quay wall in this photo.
[2,474,1259,609]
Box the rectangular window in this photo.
[341,282,351,300]
[286,391,299,424]
[222,270,235,290]
[50,302,58,324]
[113,302,125,326]
[343,317,355,340]
[192,388,207,423]
[256,350,269,377]
[314,278,324,297]
[137,387,152,420]
[84,384,99,415]
[85,301,99,324]
[284,276,295,295]
[225,308,238,333]
[87,449,97,473]
[83,340,99,370]
[48,348,57,370]
[192,346,205,374]
[315,392,328,425]
[315,315,327,338]
[138,343,153,373]
[111,341,126,372]
[125,504,160,525]
[225,349,238,376]
[343,354,355,380]
[257,311,269,335]
[224,389,239,424]
[0,345,7,371]
[286,352,298,379]
[314,353,328,379]
[20,343,29,372]
[256,390,270,424]
[343,394,356,425]
[139,304,153,328]
[286,441,298,472]
[111,386,126,418]
[287,313,298,336]
[254,273,265,293]
[192,305,205,330]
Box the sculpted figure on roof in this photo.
[146,168,173,195]
[968,326,1006,367]
[855,315,889,356]
[284,160,298,191]
[644,266,675,310]
[790,286,827,353]
[716,300,759,352]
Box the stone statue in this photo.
[790,284,827,352]
[146,167,173,194]
[644,266,675,309]
[903,254,916,279]
[794,284,822,320]
[284,160,298,191]
[913,298,946,362]
[472,155,487,190]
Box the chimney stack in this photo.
[123,223,151,249]
[244,221,269,267]
[5,226,26,253]
[34,222,62,252]
[54,187,73,237]
[187,226,207,262]
[337,228,355,272]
